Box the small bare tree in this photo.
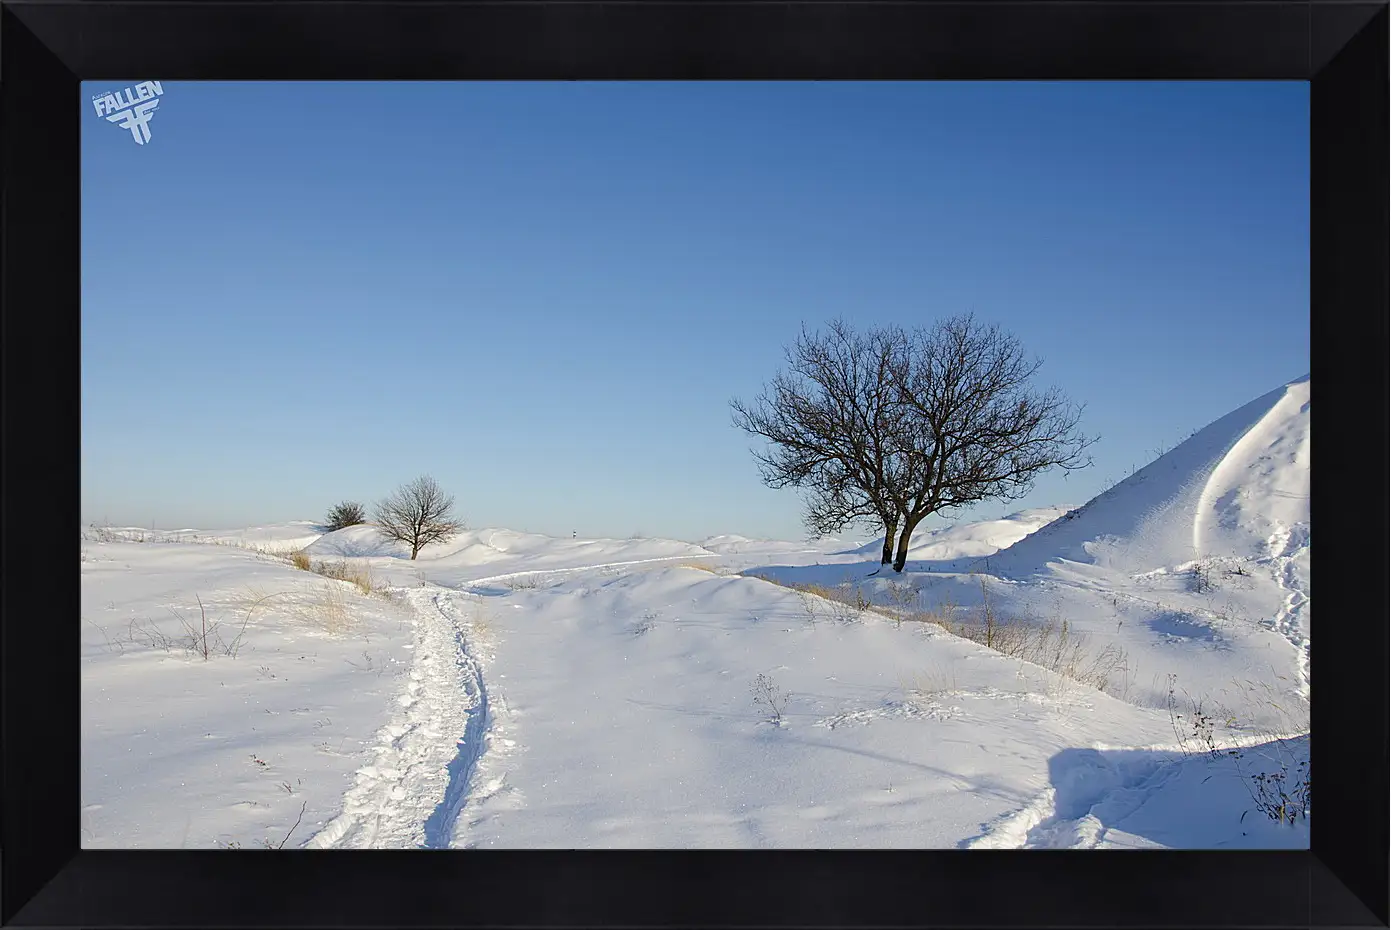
[733,315,1095,573]
[374,475,463,560]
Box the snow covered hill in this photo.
[959,375,1311,709]
[990,375,1309,578]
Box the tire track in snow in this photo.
[304,587,488,849]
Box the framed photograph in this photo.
[4,2,1383,927]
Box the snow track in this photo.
[966,749,1177,849]
[420,591,491,848]
[305,587,489,849]
[304,557,715,849]
[1261,525,1310,699]
[455,554,719,592]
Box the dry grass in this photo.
[467,598,495,644]
[795,582,875,624]
[287,582,358,636]
[929,579,1131,695]
[302,558,378,596]
[898,665,959,707]
[1162,674,1310,825]
[290,550,312,571]
[1216,676,1310,738]
[95,589,287,660]
[884,579,920,610]
[747,569,1129,697]
[674,560,730,575]
[747,573,890,626]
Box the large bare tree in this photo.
[881,315,1095,570]
[374,475,463,560]
[732,315,1095,573]
[731,320,917,568]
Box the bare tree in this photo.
[881,315,1095,571]
[732,315,1095,573]
[731,320,916,568]
[373,475,463,560]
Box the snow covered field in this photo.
[81,376,1310,849]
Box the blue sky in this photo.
[82,82,1309,542]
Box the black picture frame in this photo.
[3,2,1384,927]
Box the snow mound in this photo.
[992,375,1310,576]
[848,506,1073,562]
[300,524,404,558]
[83,521,326,553]
[304,526,716,583]
[702,534,753,546]
[699,534,844,556]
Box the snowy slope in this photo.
[431,563,1184,848]
[938,375,1312,710]
[81,540,415,849]
[991,375,1309,577]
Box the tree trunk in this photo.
[892,515,923,572]
[410,543,420,560]
[880,516,898,565]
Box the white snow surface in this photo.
[847,506,1074,561]
[991,374,1310,576]
[81,378,1310,849]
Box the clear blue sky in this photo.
[82,82,1309,542]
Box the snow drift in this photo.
[990,375,1309,577]
[848,507,1073,563]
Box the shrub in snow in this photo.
[1248,758,1310,825]
[750,673,790,726]
[324,501,367,532]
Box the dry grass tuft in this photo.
[674,560,730,575]
[282,582,360,636]
[467,598,495,643]
[747,573,885,625]
[933,579,1130,695]
[898,665,959,708]
[306,558,377,596]
[794,582,875,624]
